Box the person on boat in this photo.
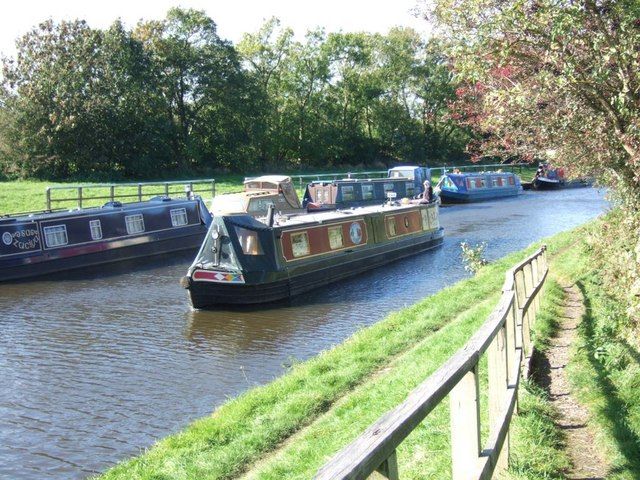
[422,180,434,203]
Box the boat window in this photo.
[125,214,145,234]
[404,216,410,228]
[467,179,474,190]
[492,177,500,187]
[170,208,189,227]
[405,182,415,196]
[247,198,274,214]
[291,231,310,257]
[44,225,68,247]
[235,227,263,255]
[328,225,344,249]
[420,208,430,230]
[508,176,515,185]
[89,219,103,240]
[341,185,355,201]
[444,177,455,189]
[387,218,396,237]
[361,184,374,200]
[476,179,484,188]
[383,183,395,192]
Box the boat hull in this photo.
[439,189,519,203]
[188,227,444,308]
[533,177,562,190]
[1,227,205,281]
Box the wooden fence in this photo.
[315,246,549,480]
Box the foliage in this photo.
[426,0,640,327]
[460,240,489,274]
[0,11,471,180]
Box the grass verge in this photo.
[551,234,640,479]
[0,166,537,215]
[97,227,579,480]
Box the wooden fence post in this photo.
[450,364,481,480]
[371,450,399,480]
[488,325,509,472]
[522,264,534,356]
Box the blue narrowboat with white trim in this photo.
[302,166,431,211]
[0,193,212,281]
[435,171,522,203]
[182,197,443,308]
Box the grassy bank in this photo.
[0,165,537,215]
[97,226,579,480]
[550,226,640,479]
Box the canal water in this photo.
[0,188,608,479]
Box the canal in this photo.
[0,188,608,479]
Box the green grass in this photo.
[0,178,245,215]
[97,227,579,480]
[550,236,640,479]
[0,165,537,215]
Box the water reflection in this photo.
[0,188,608,479]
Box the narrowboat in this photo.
[181,198,443,308]
[435,171,522,203]
[210,175,302,216]
[0,195,212,281]
[302,166,431,211]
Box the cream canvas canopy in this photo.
[243,175,301,209]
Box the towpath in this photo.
[537,283,608,479]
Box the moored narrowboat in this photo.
[302,166,431,211]
[0,195,212,281]
[182,199,444,308]
[435,171,522,203]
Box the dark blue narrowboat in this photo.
[182,198,443,308]
[435,171,522,203]
[0,196,212,281]
[302,166,431,210]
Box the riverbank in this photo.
[0,165,537,214]
[97,224,586,480]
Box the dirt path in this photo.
[537,284,608,479]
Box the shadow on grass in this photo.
[575,281,640,477]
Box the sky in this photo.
[0,0,429,57]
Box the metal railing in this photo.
[288,163,531,191]
[45,179,216,210]
[315,246,548,480]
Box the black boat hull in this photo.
[2,226,206,281]
[188,227,444,308]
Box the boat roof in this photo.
[388,165,421,171]
[446,171,516,177]
[244,175,291,184]
[1,196,195,222]
[253,201,430,229]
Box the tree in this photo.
[426,0,640,319]
[427,0,640,201]
[134,8,259,172]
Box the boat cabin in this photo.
[302,166,430,210]
[436,171,521,203]
[210,175,302,216]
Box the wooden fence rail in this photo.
[315,246,549,480]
